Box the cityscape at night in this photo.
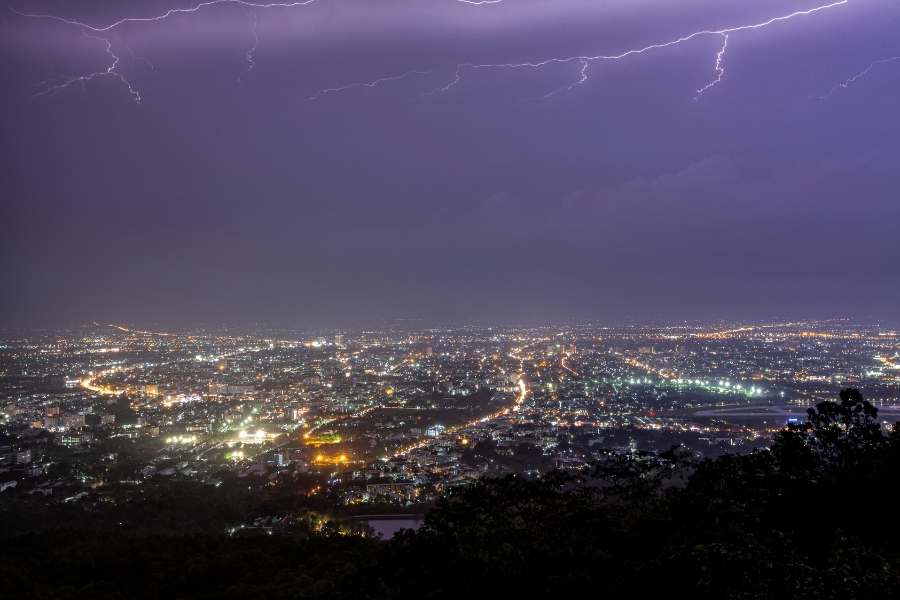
[3,320,900,504]
[2,319,899,595]
[3,0,899,597]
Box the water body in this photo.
[694,405,900,426]
[358,516,425,539]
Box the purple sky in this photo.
[2,0,899,328]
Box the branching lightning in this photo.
[11,0,500,32]
[12,1,319,33]
[543,59,590,99]
[12,0,501,102]
[432,66,464,95]
[308,70,432,101]
[819,55,900,99]
[13,0,856,104]
[35,31,142,104]
[695,33,728,100]
[420,0,848,100]
[12,1,323,100]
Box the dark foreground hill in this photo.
[2,389,898,600]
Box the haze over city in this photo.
[2,2,900,598]
[3,0,898,328]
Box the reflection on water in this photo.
[365,517,424,539]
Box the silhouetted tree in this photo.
[2,389,898,599]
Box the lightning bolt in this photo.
[426,0,848,99]
[430,66,463,95]
[308,70,432,101]
[11,2,322,101]
[12,0,501,103]
[10,0,500,33]
[239,11,260,83]
[34,32,142,104]
[819,55,900,98]
[14,1,851,107]
[695,33,728,100]
[543,59,590,99]
[12,1,320,33]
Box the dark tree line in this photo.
[2,389,898,599]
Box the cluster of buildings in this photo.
[1,320,897,512]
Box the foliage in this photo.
[1,389,898,599]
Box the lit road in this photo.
[393,373,528,457]
[561,355,580,377]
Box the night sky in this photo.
[2,0,898,328]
